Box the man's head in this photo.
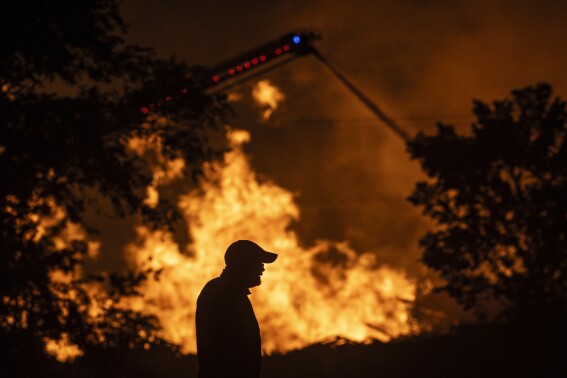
[224,240,277,288]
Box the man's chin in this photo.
[247,277,262,288]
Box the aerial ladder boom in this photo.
[141,29,410,142]
[206,30,320,92]
[310,49,410,142]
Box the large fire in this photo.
[124,128,417,354]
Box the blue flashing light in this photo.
[292,35,301,44]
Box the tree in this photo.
[1,0,230,362]
[407,84,567,321]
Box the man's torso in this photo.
[196,275,261,378]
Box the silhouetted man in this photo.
[196,240,278,378]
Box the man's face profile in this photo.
[231,260,265,288]
[223,240,276,288]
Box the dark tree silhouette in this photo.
[1,0,229,363]
[408,84,567,321]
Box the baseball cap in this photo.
[224,240,278,266]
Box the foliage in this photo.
[408,84,567,319]
[0,0,230,359]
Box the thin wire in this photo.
[235,117,473,129]
[295,198,408,206]
[237,115,472,122]
[236,121,472,132]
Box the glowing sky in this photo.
[115,0,567,273]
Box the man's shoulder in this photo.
[197,277,224,303]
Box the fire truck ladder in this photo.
[142,29,410,142]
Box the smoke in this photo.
[112,0,567,328]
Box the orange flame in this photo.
[44,333,84,362]
[124,128,417,354]
[24,195,104,362]
[125,117,186,208]
[252,80,285,120]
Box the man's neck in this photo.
[220,268,252,295]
